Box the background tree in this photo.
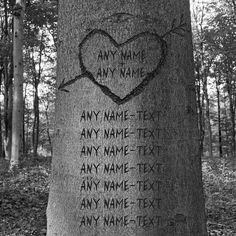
[0,0,13,160]
[10,0,25,169]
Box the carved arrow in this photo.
[58,73,87,92]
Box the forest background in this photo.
[0,0,235,235]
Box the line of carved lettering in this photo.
[80,145,162,157]
[80,198,161,210]
[80,110,159,122]
[80,197,161,210]
[80,128,160,139]
[80,127,186,140]
[79,215,161,227]
[80,162,163,174]
[80,179,161,192]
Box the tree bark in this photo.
[10,0,25,169]
[2,0,12,160]
[202,60,213,158]
[195,61,204,157]
[22,82,29,154]
[45,101,53,156]
[216,75,223,158]
[232,0,236,16]
[223,92,230,158]
[3,58,13,161]
[22,97,25,155]
[0,67,3,158]
[25,101,30,154]
[32,35,43,157]
[226,76,236,157]
[4,0,8,37]
[47,1,207,235]
[32,82,39,156]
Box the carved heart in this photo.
[79,29,167,105]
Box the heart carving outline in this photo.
[78,29,167,105]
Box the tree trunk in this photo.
[2,0,12,160]
[195,62,204,157]
[22,98,25,155]
[25,101,30,154]
[10,0,25,169]
[3,58,13,161]
[202,70,213,158]
[4,0,8,37]
[223,92,230,158]
[226,76,236,157]
[232,0,236,18]
[47,1,207,235]
[32,35,43,157]
[216,75,223,158]
[32,85,39,156]
[0,68,3,158]
[22,83,28,154]
[45,101,53,156]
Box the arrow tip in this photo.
[58,78,69,92]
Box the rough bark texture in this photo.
[45,101,53,156]
[195,62,204,157]
[216,76,223,158]
[203,74,213,158]
[0,68,3,157]
[32,81,39,156]
[10,0,25,168]
[3,58,13,160]
[226,76,236,157]
[32,37,43,157]
[47,1,207,235]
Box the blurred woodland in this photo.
[0,0,235,235]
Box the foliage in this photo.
[191,0,236,158]
[24,0,58,47]
[203,159,236,235]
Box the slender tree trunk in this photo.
[226,78,236,157]
[195,62,204,157]
[232,0,236,19]
[47,1,207,235]
[5,84,13,161]
[22,83,28,154]
[22,99,25,155]
[32,85,39,156]
[201,88,206,151]
[4,0,8,37]
[2,0,11,160]
[216,76,223,158]
[3,58,13,160]
[0,68,3,158]
[45,102,53,156]
[26,102,30,154]
[10,0,25,169]
[32,35,43,157]
[223,93,230,158]
[202,70,213,158]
